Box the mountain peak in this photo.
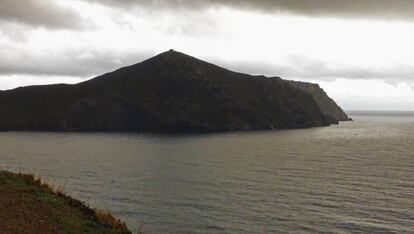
[153,49,198,62]
[140,50,222,73]
[158,49,179,57]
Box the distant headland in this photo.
[0,50,349,132]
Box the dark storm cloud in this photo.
[0,0,86,29]
[87,0,414,20]
[3,0,413,30]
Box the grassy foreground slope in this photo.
[0,171,131,234]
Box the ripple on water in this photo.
[0,113,413,233]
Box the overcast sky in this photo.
[1,0,414,110]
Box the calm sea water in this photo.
[0,112,413,233]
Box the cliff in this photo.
[288,80,350,123]
[0,50,344,132]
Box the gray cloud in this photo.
[0,23,29,41]
[1,46,413,86]
[86,0,414,20]
[0,0,87,29]
[218,56,414,83]
[0,47,154,77]
[1,0,413,84]
[2,0,413,33]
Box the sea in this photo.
[0,111,413,233]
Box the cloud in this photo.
[3,0,413,32]
[1,0,413,84]
[1,44,413,86]
[0,23,30,41]
[0,46,153,77]
[0,74,85,91]
[218,56,414,84]
[0,0,87,29]
[86,0,414,21]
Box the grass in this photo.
[0,171,131,234]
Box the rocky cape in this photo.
[0,50,349,132]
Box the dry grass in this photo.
[14,172,54,192]
[94,209,130,233]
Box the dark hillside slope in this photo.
[0,50,330,132]
[288,81,350,122]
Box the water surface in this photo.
[0,113,413,233]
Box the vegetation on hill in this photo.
[0,50,346,132]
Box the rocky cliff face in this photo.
[0,51,341,132]
[288,80,350,123]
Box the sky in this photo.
[1,0,414,111]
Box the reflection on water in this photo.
[0,113,413,233]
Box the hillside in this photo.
[0,50,345,132]
[0,171,130,234]
[288,81,350,123]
